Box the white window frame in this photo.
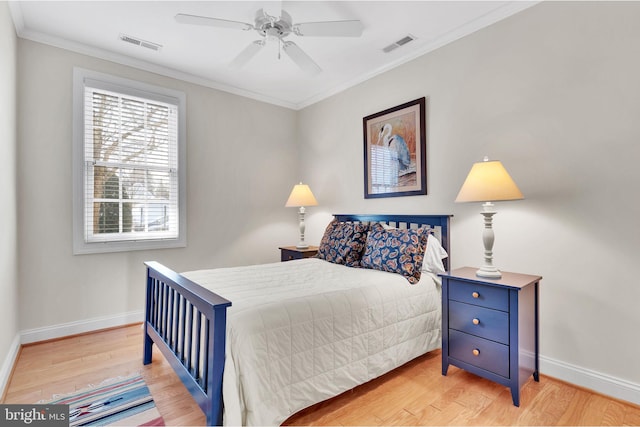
[73,68,187,254]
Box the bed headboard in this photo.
[333,214,452,272]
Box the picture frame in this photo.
[363,97,427,199]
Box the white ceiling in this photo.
[9,1,537,110]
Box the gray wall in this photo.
[298,1,640,393]
[16,39,299,332]
[0,1,18,391]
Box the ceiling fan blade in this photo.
[229,41,265,69]
[294,20,363,37]
[175,13,253,31]
[283,41,321,74]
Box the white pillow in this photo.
[422,234,448,275]
[379,222,448,274]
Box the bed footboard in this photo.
[143,261,231,426]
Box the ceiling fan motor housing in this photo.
[254,9,293,39]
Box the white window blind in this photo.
[73,69,186,254]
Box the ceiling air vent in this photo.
[119,34,162,51]
[382,34,416,53]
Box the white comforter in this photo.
[183,258,441,426]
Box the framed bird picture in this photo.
[363,97,427,198]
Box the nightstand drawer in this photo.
[449,280,509,311]
[449,329,509,378]
[449,300,509,344]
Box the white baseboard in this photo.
[0,334,21,399]
[20,310,144,345]
[541,355,640,406]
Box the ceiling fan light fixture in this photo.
[265,27,282,43]
[255,8,292,39]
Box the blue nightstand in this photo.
[440,267,541,406]
[279,246,319,262]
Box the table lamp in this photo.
[285,182,318,249]
[455,157,523,278]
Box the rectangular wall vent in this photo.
[382,34,416,53]
[119,34,162,51]
[140,41,161,51]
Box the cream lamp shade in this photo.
[455,158,523,203]
[285,183,318,207]
[455,157,523,279]
[285,183,318,249]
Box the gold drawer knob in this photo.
[472,318,480,325]
[472,348,480,356]
[472,291,480,298]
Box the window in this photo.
[73,69,186,254]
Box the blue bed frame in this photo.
[143,214,451,426]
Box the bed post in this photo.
[143,267,154,365]
[206,305,228,426]
[440,215,451,272]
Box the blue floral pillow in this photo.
[317,219,369,267]
[361,223,431,284]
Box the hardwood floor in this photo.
[3,324,640,426]
[3,324,205,426]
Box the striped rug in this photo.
[45,374,164,426]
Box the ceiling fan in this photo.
[175,8,364,74]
